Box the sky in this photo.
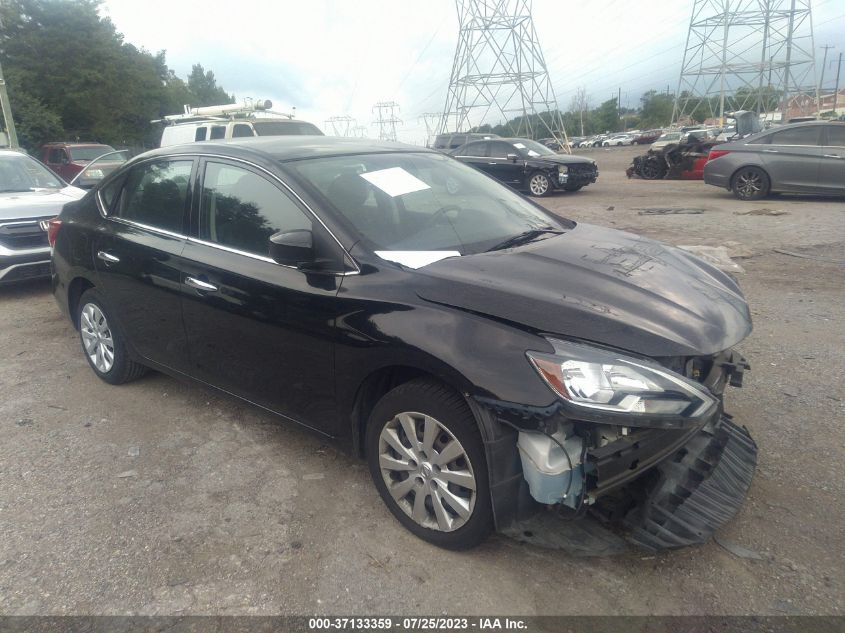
[99,0,845,144]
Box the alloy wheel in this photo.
[378,412,477,532]
[735,170,763,199]
[529,174,550,196]
[80,302,115,373]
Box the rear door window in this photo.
[194,127,208,141]
[824,126,845,147]
[457,142,488,157]
[209,126,227,140]
[232,124,255,138]
[115,160,193,234]
[768,126,822,146]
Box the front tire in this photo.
[77,289,147,385]
[365,379,493,550]
[732,166,770,200]
[527,172,552,197]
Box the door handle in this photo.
[185,276,218,292]
[823,154,843,159]
[96,250,120,264]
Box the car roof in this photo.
[142,135,432,162]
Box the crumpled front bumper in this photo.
[622,414,757,549]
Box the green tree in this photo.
[639,90,674,128]
[0,0,235,150]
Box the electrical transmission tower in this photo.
[438,0,567,145]
[418,113,442,147]
[324,115,357,137]
[372,101,402,142]
[351,125,369,138]
[673,0,818,125]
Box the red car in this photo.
[39,142,115,182]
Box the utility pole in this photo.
[372,102,402,142]
[0,57,19,148]
[832,53,843,118]
[819,45,834,94]
[674,0,817,124]
[439,0,568,148]
[418,113,442,147]
[324,115,356,137]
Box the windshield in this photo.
[0,153,65,191]
[287,152,570,256]
[511,139,557,157]
[71,150,131,188]
[68,146,115,161]
[253,121,324,136]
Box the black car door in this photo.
[452,141,490,174]
[93,157,195,372]
[179,158,340,433]
[487,141,525,186]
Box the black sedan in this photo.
[51,137,756,550]
[449,137,598,196]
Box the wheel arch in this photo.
[350,363,490,459]
[67,276,96,329]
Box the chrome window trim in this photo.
[107,216,188,240]
[185,236,360,276]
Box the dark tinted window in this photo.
[116,160,193,233]
[252,121,324,136]
[195,127,207,141]
[768,126,821,146]
[68,146,115,161]
[489,142,514,159]
[210,126,226,140]
[232,123,254,138]
[200,162,311,257]
[825,125,845,147]
[457,142,488,157]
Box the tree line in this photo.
[0,0,234,150]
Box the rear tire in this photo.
[365,379,493,550]
[77,289,147,385]
[731,166,770,200]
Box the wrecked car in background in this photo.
[627,111,763,180]
[51,136,756,551]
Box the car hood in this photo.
[0,186,86,220]
[528,154,595,167]
[415,223,752,357]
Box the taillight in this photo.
[707,149,731,161]
[46,217,62,247]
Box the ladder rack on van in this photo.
[151,98,296,125]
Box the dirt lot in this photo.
[1,145,843,616]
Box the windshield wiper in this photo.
[486,228,564,252]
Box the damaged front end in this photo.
[477,343,757,551]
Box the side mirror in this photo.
[269,229,314,267]
[507,153,519,163]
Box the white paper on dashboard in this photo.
[360,167,431,197]
[527,150,540,157]
[513,142,526,149]
[374,251,461,269]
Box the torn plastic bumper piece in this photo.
[623,415,757,550]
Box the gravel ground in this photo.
[0,145,842,616]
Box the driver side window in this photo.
[489,142,513,159]
[199,162,311,257]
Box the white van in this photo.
[155,99,324,147]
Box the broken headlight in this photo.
[527,339,717,419]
